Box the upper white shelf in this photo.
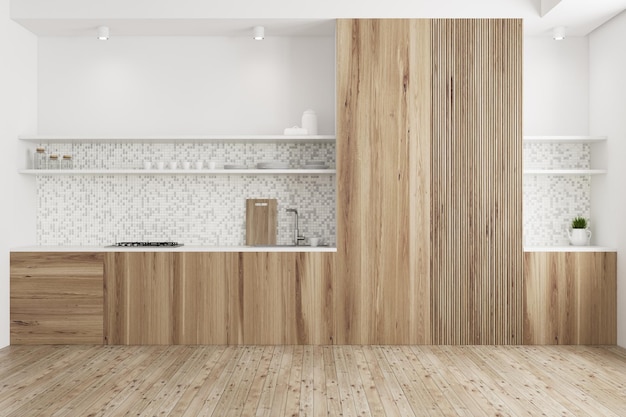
[18,134,336,144]
[523,135,607,144]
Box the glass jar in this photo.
[34,147,47,169]
[61,155,73,170]
[48,154,60,170]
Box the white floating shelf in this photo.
[19,169,337,176]
[524,246,617,253]
[523,169,607,175]
[523,135,607,143]
[18,135,336,144]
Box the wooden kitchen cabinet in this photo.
[174,252,241,344]
[10,252,104,344]
[104,252,176,344]
[523,251,617,345]
[103,251,334,345]
[240,252,334,345]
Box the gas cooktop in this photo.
[110,241,184,247]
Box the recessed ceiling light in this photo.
[553,26,566,41]
[97,26,109,41]
[253,26,264,41]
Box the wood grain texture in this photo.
[2,345,626,416]
[430,19,524,344]
[10,252,104,344]
[174,252,241,344]
[336,18,432,344]
[245,198,277,245]
[523,251,617,345]
[241,252,334,345]
[104,252,176,344]
[105,251,334,345]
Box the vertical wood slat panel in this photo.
[430,19,523,345]
[336,19,431,344]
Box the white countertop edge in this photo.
[10,245,337,253]
[524,246,617,252]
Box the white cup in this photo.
[207,161,216,170]
[143,161,152,170]
[309,237,320,247]
[195,161,204,170]
[169,161,177,170]
[181,161,191,170]
[156,161,165,170]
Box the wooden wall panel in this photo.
[104,252,175,345]
[336,19,432,344]
[11,252,104,344]
[430,19,523,344]
[524,251,617,345]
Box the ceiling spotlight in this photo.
[97,26,110,41]
[253,26,265,41]
[553,26,565,41]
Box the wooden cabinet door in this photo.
[523,251,617,345]
[241,252,334,345]
[104,252,175,344]
[174,252,241,344]
[10,252,104,344]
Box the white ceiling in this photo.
[10,0,626,38]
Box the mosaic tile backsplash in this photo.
[36,142,336,246]
[523,142,592,246]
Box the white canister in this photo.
[301,110,318,136]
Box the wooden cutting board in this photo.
[246,199,277,245]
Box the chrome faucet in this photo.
[286,208,305,246]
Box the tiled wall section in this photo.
[523,143,591,246]
[36,142,336,246]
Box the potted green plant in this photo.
[567,216,591,246]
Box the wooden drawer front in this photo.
[11,252,104,344]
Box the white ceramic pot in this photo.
[567,228,591,246]
[301,110,318,136]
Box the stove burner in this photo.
[112,241,184,247]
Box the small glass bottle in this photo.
[34,147,47,169]
[48,154,60,170]
[61,155,73,170]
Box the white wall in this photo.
[37,36,335,135]
[0,0,38,348]
[589,10,626,347]
[523,36,589,135]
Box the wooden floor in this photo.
[1,345,625,416]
